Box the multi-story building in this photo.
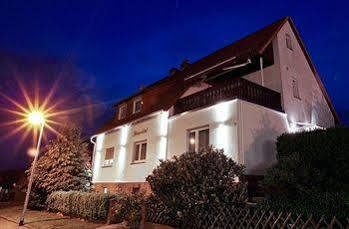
[91,17,338,194]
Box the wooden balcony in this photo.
[173,77,282,115]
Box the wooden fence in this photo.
[147,205,349,229]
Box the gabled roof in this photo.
[181,17,288,78]
[96,16,339,134]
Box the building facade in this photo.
[91,17,338,194]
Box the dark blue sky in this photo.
[0,1,348,170]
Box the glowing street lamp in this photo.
[19,110,45,226]
[27,111,45,126]
[0,79,81,226]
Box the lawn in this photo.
[0,202,103,229]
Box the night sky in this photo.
[0,1,348,170]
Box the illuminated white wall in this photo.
[239,100,289,175]
[167,100,239,161]
[92,111,169,184]
[92,133,105,182]
[275,21,335,127]
[121,112,168,182]
[92,99,298,181]
[92,130,120,182]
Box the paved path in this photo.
[0,204,102,229]
[0,203,173,229]
[0,217,29,229]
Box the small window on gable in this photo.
[133,97,142,114]
[188,126,209,152]
[118,104,127,120]
[286,34,293,51]
[133,140,147,163]
[103,147,114,167]
[292,78,301,99]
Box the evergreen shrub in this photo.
[146,147,247,222]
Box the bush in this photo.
[262,127,349,219]
[111,193,145,228]
[146,147,247,222]
[47,191,114,221]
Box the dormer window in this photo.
[286,34,293,51]
[133,97,142,114]
[118,104,127,120]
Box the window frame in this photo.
[133,97,142,114]
[292,77,301,100]
[118,103,127,120]
[286,33,293,51]
[132,140,147,163]
[103,147,115,167]
[187,126,210,152]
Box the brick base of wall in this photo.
[93,182,151,195]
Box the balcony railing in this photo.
[173,77,282,115]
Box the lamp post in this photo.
[19,111,45,226]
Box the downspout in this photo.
[90,135,98,182]
[237,100,244,165]
[260,56,265,86]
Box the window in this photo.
[286,34,293,50]
[133,97,142,114]
[133,140,147,162]
[118,104,127,120]
[103,147,114,167]
[292,78,301,99]
[188,127,209,152]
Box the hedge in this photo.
[47,191,114,221]
[262,126,349,220]
[109,192,145,228]
[275,126,349,193]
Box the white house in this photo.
[90,17,338,194]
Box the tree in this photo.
[27,125,91,209]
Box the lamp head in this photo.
[27,110,45,125]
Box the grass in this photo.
[0,202,103,229]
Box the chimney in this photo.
[169,67,178,76]
[139,84,146,91]
[180,59,190,70]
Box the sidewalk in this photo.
[0,203,173,229]
[0,217,29,229]
[97,222,174,229]
[0,203,103,229]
